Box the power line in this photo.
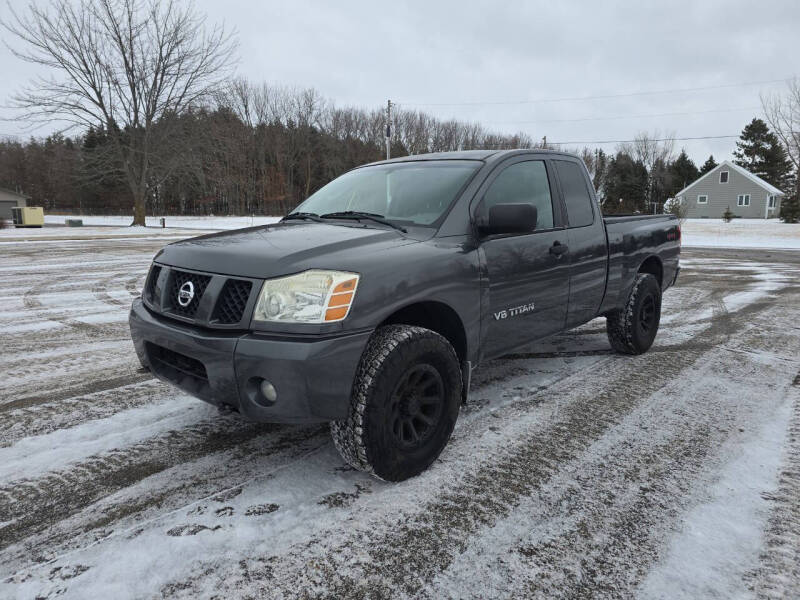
[398,76,792,107]
[547,134,739,146]
[486,106,761,125]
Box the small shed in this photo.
[0,188,29,220]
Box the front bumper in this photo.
[129,298,372,423]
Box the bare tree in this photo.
[619,130,676,211]
[3,0,237,225]
[618,130,676,173]
[762,78,800,200]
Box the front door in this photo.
[478,159,571,358]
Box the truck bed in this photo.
[599,213,680,315]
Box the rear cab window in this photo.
[554,160,595,227]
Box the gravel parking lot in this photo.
[1,234,798,599]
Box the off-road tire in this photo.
[331,325,462,482]
[606,273,662,355]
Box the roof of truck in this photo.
[361,148,576,168]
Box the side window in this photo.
[481,160,554,230]
[554,160,595,227]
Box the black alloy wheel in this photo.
[389,364,445,449]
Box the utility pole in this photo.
[385,99,392,160]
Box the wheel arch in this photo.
[378,300,468,365]
[637,255,663,288]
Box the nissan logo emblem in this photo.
[177,281,195,307]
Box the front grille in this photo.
[168,270,211,318]
[146,342,208,381]
[145,265,162,303]
[213,279,253,324]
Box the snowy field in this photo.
[0,237,799,599]
[680,218,800,250]
[12,214,800,250]
[42,214,282,230]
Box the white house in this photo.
[673,160,784,219]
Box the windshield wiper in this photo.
[319,211,407,233]
[282,211,323,222]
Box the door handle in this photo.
[549,241,569,257]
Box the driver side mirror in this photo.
[479,203,537,235]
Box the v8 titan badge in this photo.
[493,301,535,320]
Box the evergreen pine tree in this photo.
[781,194,800,223]
[667,149,700,196]
[602,152,649,214]
[733,118,794,191]
[700,155,718,174]
[593,149,608,197]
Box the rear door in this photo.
[552,159,608,327]
[477,157,571,358]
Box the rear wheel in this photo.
[331,325,462,482]
[606,273,662,355]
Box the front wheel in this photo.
[606,273,662,355]
[331,325,462,482]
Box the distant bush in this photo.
[722,206,734,223]
[664,197,687,224]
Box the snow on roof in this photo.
[674,160,785,198]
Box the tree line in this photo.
[1,94,795,219]
[0,81,537,216]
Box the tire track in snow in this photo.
[0,423,329,577]
[91,271,145,307]
[0,413,295,552]
[21,275,127,337]
[748,384,800,599]
[0,378,167,446]
[428,304,800,599]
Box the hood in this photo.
[154,221,424,279]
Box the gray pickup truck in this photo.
[130,149,680,481]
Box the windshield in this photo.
[292,160,481,226]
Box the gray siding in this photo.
[678,164,781,219]
[0,189,27,220]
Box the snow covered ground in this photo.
[28,214,800,250]
[42,214,282,230]
[0,238,799,599]
[680,218,800,250]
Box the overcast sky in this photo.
[1,0,798,164]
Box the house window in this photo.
[737,194,750,207]
[697,194,708,204]
[719,171,729,184]
[768,195,777,208]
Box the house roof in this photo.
[674,160,785,197]
[0,187,30,199]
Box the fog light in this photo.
[259,380,278,404]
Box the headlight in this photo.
[253,270,360,324]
